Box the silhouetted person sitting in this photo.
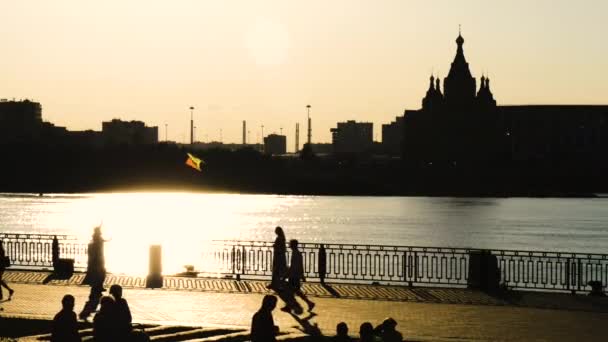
[358,322,379,342]
[374,317,403,342]
[110,284,132,339]
[93,296,116,342]
[51,295,81,342]
[251,295,279,342]
[332,322,351,342]
[282,239,315,313]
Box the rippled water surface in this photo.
[1,193,607,274]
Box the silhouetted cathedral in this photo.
[403,32,504,165]
[403,33,608,168]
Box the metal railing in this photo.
[0,233,88,269]
[208,240,608,293]
[1,233,606,293]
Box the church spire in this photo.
[444,27,476,105]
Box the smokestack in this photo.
[242,120,246,145]
[189,106,195,145]
[295,123,299,152]
[306,105,312,144]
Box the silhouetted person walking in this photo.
[79,226,107,321]
[51,294,81,342]
[284,239,315,312]
[333,322,351,342]
[93,296,116,342]
[0,239,15,301]
[110,284,132,339]
[374,317,403,342]
[269,226,287,289]
[251,295,279,342]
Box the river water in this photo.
[0,192,606,275]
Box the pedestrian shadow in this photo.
[289,311,322,339]
[42,273,72,284]
[321,283,341,298]
[275,286,304,315]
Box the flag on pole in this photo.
[185,153,203,172]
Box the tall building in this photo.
[102,119,158,146]
[0,99,43,143]
[330,120,373,154]
[401,32,608,166]
[382,116,404,156]
[263,134,287,155]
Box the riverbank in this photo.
[1,143,607,196]
[1,271,607,341]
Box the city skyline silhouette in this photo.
[1,1,607,149]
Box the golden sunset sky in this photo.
[1,0,606,149]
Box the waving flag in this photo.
[185,153,203,172]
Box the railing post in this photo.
[565,258,570,292]
[238,245,245,281]
[146,245,163,288]
[231,245,236,279]
[414,252,418,284]
[403,251,410,286]
[577,258,582,293]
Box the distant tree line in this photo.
[0,143,606,196]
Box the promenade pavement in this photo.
[1,271,608,341]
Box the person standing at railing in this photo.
[268,226,288,289]
[318,244,327,284]
[79,226,107,321]
[0,239,15,301]
[83,226,107,287]
[52,236,60,269]
[283,239,315,313]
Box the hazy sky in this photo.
[1,1,607,149]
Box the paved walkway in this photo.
[1,271,608,341]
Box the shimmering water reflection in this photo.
[1,193,607,275]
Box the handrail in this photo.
[1,233,606,293]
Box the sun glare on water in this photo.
[70,192,285,276]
